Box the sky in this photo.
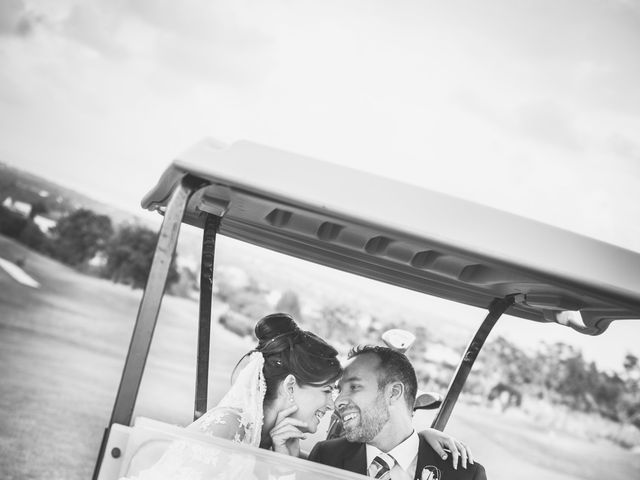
[1,0,639,369]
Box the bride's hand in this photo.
[269,404,308,457]
[418,428,474,469]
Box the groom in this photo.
[308,346,486,480]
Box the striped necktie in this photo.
[369,453,394,479]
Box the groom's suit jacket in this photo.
[308,436,486,480]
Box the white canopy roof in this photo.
[142,138,640,335]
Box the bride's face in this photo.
[292,383,335,433]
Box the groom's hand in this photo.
[270,404,308,458]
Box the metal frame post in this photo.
[431,295,516,431]
[194,214,220,420]
[93,177,200,480]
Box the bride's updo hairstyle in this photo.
[252,313,342,402]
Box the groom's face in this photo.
[334,353,390,443]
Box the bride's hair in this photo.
[244,312,342,402]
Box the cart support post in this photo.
[93,176,200,480]
[194,214,220,420]
[431,295,516,431]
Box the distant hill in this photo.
[0,161,152,227]
[0,160,211,265]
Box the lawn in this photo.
[0,235,248,479]
[1,235,639,479]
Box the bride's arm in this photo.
[418,428,474,469]
[187,409,248,443]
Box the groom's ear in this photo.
[387,382,405,405]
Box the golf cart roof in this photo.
[142,138,640,335]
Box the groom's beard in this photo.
[344,394,390,443]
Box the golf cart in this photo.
[93,138,640,479]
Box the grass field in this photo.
[1,235,639,480]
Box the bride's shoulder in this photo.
[187,407,251,443]
[189,406,243,429]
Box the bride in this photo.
[128,313,471,478]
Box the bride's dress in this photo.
[124,353,267,480]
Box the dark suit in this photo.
[308,436,486,480]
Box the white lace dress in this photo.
[124,353,267,480]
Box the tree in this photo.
[28,200,47,220]
[168,264,199,298]
[275,290,303,321]
[18,221,49,252]
[317,303,366,346]
[0,205,27,238]
[623,354,639,379]
[51,209,114,267]
[104,224,179,289]
[621,353,640,430]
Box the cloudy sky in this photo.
[1,0,639,367]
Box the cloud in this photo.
[1,0,274,88]
[512,101,584,151]
[125,0,275,85]
[61,2,130,57]
[0,0,43,36]
[607,133,640,168]
[434,0,640,115]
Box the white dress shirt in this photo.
[366,430,419,480]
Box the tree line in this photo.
[0,205,179,289]
[480,336,640,431]
[212,269,639,437]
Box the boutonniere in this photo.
[420,465,442,480]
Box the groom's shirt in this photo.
[366,430,419,480]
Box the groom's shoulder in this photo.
[310,436,358,455]
[308,437,361,462]
[418,438,487,480]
